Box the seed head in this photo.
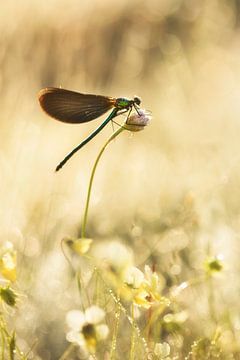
[125,109,151,132]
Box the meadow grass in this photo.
[0,1,240,359]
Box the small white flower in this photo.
[163,310,188,324]
[154,342,170,358]
[66,305,109,354]
[125,109,151,132]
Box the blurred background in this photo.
[1,0,240,358]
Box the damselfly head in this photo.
[133,96,141,106]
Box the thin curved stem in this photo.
[81,126,125,238]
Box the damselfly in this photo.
[38,87,141,171]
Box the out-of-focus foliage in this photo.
[1,0,240,358]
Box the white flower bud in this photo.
[154,342,170,357]
[125,109,151,132]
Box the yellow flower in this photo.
[204,255,224,275]
[124,265,166,309]
[143,265,163,303]
[0,242,17,282]
[64,237,93,255]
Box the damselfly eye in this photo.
[134,96,141,106]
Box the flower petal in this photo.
[96,324,109,340]
[66,310,85,330]
[85,306,105,324]
[124,266,144,289]
[0,251,17,282]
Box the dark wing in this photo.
[38,87,116,123]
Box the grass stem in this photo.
[81,126,124,238]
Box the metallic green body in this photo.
[116,97,132,109]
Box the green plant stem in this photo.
[110,303,121,360]
[94,267,149,356]
[58,343,75,360]
[129,304,135,360]
[81,126,124,239]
